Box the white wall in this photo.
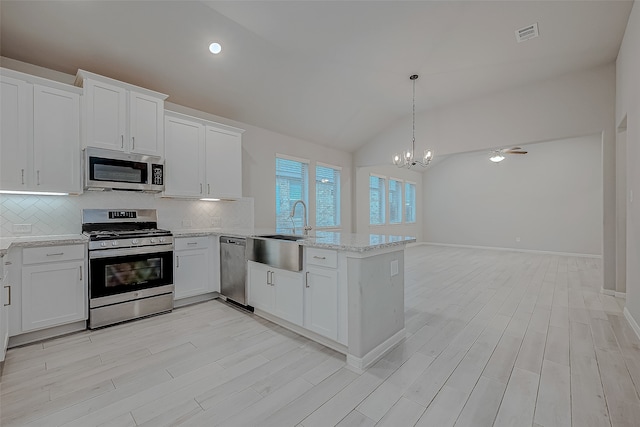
[355,63,616,288]
[616,3,640,329]
[0,57,353,234]
[354,165,423,239]
[423,135,602,255]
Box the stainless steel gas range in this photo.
[82,209,174,329]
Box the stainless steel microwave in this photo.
[84,148,164,192]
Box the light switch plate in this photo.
[390,259,399,277]
[12,224,32,234]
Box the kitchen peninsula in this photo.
[175,229,416,371]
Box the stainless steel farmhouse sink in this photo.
[247,235,304,271]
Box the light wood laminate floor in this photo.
[2,245,639,426]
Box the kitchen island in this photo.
[174,229,416,371]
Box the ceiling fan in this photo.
[489,147,528,163]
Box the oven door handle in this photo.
[89,244,174,259]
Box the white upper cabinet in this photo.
[204,126,242,199]
[0,69,81,194]
[164,114,206,197]
[75,70,167,157]
[164,111,243,199]
[33,85,81,193]
[0,74,31,191]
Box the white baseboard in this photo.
[600,287,626,299]
[624,307,640,342]
[418,242,601,259]
[346,328,405,374]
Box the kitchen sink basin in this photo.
[247,236,303,271]
[255,234,306,241]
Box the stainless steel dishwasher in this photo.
[219,236,250,307]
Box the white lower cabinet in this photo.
[0,255,9,362]
[174,237,215,300]
[21,245,86,332]
[304,266,339,340]
[247,261,303,326]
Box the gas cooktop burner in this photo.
[86,228,172,240]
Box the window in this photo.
[276,157,308,231]
[369,175,386,225]
[405,182,416,223]
[389,179,403,224]
[316,164,341,228]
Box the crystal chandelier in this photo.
[393,74,434,169]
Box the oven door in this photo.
[89,245,173,300]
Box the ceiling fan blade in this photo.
[507,151,527,154]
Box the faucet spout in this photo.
[290,200,312,236]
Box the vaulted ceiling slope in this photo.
[0,1,633,152]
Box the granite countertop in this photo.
[0,229,415,256]
[0,234,88,257]
[172,228,416,252]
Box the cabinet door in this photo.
[305,267,338,340]
[0,75,31,190]
[247,261,273,312]
[272,268,303,326]
[204,126,242,198]
[33,85,81,194]
[84,79,126,151]
[129,91,164,156]
[21,260,86,332]
[164,115,205,197]
[0,259,8,362]
[174,249,210,299]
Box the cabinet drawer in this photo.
[306,248,337,268]
[175,236,210,251]
[23,244,85,265]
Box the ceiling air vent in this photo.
[515,23,539,43]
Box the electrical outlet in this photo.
[390,259,399,277]
[12,224,32,234]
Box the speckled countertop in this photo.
[173,228,416,253]
[0,234,88,257]
[0,228,415,256]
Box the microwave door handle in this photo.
[132,136,135,150]
[121,135,124,149]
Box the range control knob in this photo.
[132,239,139,244]
[112,241,118,246]
[150,238,157,243]
[100,242,107,247]
[159,237,166,243]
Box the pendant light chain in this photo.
[392,73,433,169]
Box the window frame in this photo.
[275,154,310,233]
[404,180,417,224]
[369,173,387,226]
[388,177,404,225]
[315,161,341,229]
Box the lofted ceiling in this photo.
[0,1,633,152]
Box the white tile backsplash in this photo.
[0,192,254,237]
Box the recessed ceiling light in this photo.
[209,42,222,55]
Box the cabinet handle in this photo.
[4,285,10,306]
[208,184,211,194]
[132,136,135,150]
[187,242,198,246]
[200,183,203,194]
[79,266,82,281]
[313,256,326,260]
[121,135,124,149]
[46,252,64,256]
[306,271,310,288]
[176,256,180,268]
[37,170,40,185]
[266,270,270,285]
[21,169,24,185]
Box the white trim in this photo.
[601,287,616,297]
[418,242,602,259]
[276,153,310,164]
[370,173,387,179]
[345,328,405,373]
[405,180,417,185]
[316,161,342,171]
[624,307,640,342]
[615,292,627,299]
